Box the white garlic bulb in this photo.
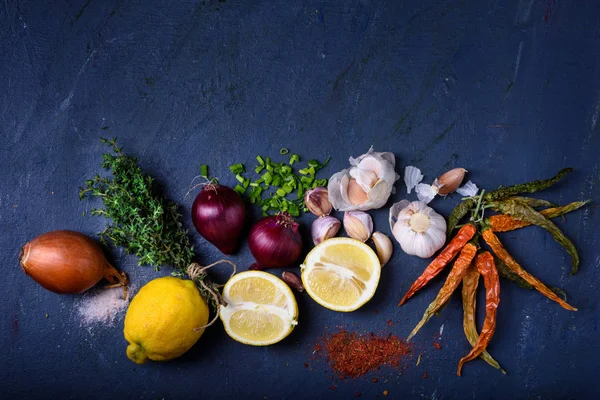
[389,200,446,258]
[328,146,399,211]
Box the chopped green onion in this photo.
[229,163,245,174]
[200,164,208,177]
[234,185,245,195]
[289,154,300,165]
[280,148,289,155]
[235,174,244,184]
[256,156,264,165]
[308,159,320,168]
[255,165,264,174]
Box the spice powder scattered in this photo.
[314,329,412,379]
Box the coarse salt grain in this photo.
[76,285,135,327]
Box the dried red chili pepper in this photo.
[461,263,505,374]
[407,242,478,341]
[457,252,500,376]
[399,224,477,306]
[488,201,587,232]
[481,228,577,311]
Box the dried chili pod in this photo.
[484,168,572,202]
[491,199,579,274]
[461,262,505,374]
[457,252,500,376]
[481,227,577,311]
[495,256,568,300]
[503,196,556,209]
[488,200,589,232]
[399,223,477,306]
[446,199,475,236]
[407,242,478,341]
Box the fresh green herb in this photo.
[229,150,330,216]
[79,138,195,274]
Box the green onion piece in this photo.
[255,165,264,174]
[234,185,245,195]
[308,159,320,168]
[323,156,331,166]
[229,163,245,174]
[200,165,208,177]
[276,188,286,197]
[235,174,244,183]
[243,178,250,189]
[289,154,300,165]
[256,156,264,165]
[280,148,289,155]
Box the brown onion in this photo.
[19,230,127,294]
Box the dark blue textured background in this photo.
[1,0,599,398]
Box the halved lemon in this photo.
[301,237,381,312]
[219,270,298,346]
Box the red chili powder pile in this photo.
[313,329,412,379]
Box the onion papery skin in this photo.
[192,184,246,255]
[19,230,123,294]
[248,213,303,269]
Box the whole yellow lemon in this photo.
[124,276,209,364]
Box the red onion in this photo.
[192,183,246,255]
[248,212,303,269]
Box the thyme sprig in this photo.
[79,138,195,275]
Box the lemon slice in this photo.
[301,237,381,312]
[219,271,298,346]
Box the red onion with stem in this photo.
[192,183,246,255]
[248,212,303,269]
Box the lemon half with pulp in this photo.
[219,270,298,346]
[301,237,381,312]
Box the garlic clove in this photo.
[349,166,379,191]
[367,180,388,202]
[404,166,424,194]
[304,187,333,217]
[456,180,479,197]
[347,179,370,205]
[343,211,373,242]
[436,168,467,195]
[415,183,438,204]
[371,232,393,266]
[311,216,341,245]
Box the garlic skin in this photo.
[371,232,393,266]
[415,183,439,204]
[304,187,332,217]
[436,168,467,195]
[328,147,399,211]
[389,200,446,258]
[456,180,479,197]
[404,166,424,194]
[343,211,373,242]
[311,216,341,245]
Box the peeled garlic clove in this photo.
[456,180,479,197]
[311,215,341,245]
[436,168,467,195]
[347,179,369,205]
[404,166,424,194]
[372,232,393,266]
[343,211,373,242]
[305,187,333,217]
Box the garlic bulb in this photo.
[328,146,399,211]
[389,200,446,258]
